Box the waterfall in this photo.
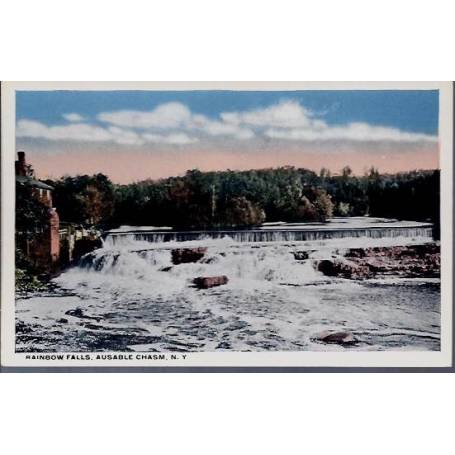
[105,225,433,247]
[58,223,436,301]
[62,241,325,293]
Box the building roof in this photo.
[16,175,54,190]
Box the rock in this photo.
[83,323,107,330]
[16,320,33,334]
[171,247,207,265]
[343,247,367,258]
[65,308,101,321]
[293,251,309,260]
[65,308,84,318]
[225,320,248,331]
[193,275,229,289]
[200,256,218,264]
[159,266,173,272]
[316,259,373,279]
[216,341,232,349]
[57,318,68,324]
[317,243,440,279]
[313,330,357,345]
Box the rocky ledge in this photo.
[316,243,440,280]
[172,247,207,265]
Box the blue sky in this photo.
[17,90,439,134]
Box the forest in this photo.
[42,166,440,231]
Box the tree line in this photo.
[40,166,440,230]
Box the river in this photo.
[16,217,440,352]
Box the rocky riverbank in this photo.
[316,243,440,280]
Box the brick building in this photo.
[16,151,60,268]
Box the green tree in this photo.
[50,173,115,227]
[295,188,333,222]
[106,166,440,231]
[313,189,334,220]
[296,196,318,221]
[222,197,265,227]
[16,181,49,238]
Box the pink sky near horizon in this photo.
[26,147,440,184]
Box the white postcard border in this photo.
[1,81,453,367]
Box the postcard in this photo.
[1,81,453,370]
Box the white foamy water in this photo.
[104,217,434,246]
[16,229,440,353]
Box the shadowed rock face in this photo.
[171,247,207,265]
[317,259,373,279]
[193,275,229,289]
[316,243,440,280]
[73,238,103,262]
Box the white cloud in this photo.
[265,122,438,143]
[106,126,145,145]
[16,119,200,146]
[98,102,254,140]
[17,119,121,143]
[17,119,146,146]
[142,132,198,145]
[62,113,85,122]
[98,102,192,129]
[17,100,437,147]
[198,119,254,139]
[222,100,437,143]
[221,101,318,129]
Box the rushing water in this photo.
[16,218,440,353]
[105,217,434,245]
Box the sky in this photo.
[16,90,439,183]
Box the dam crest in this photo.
[104,217,434,246]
